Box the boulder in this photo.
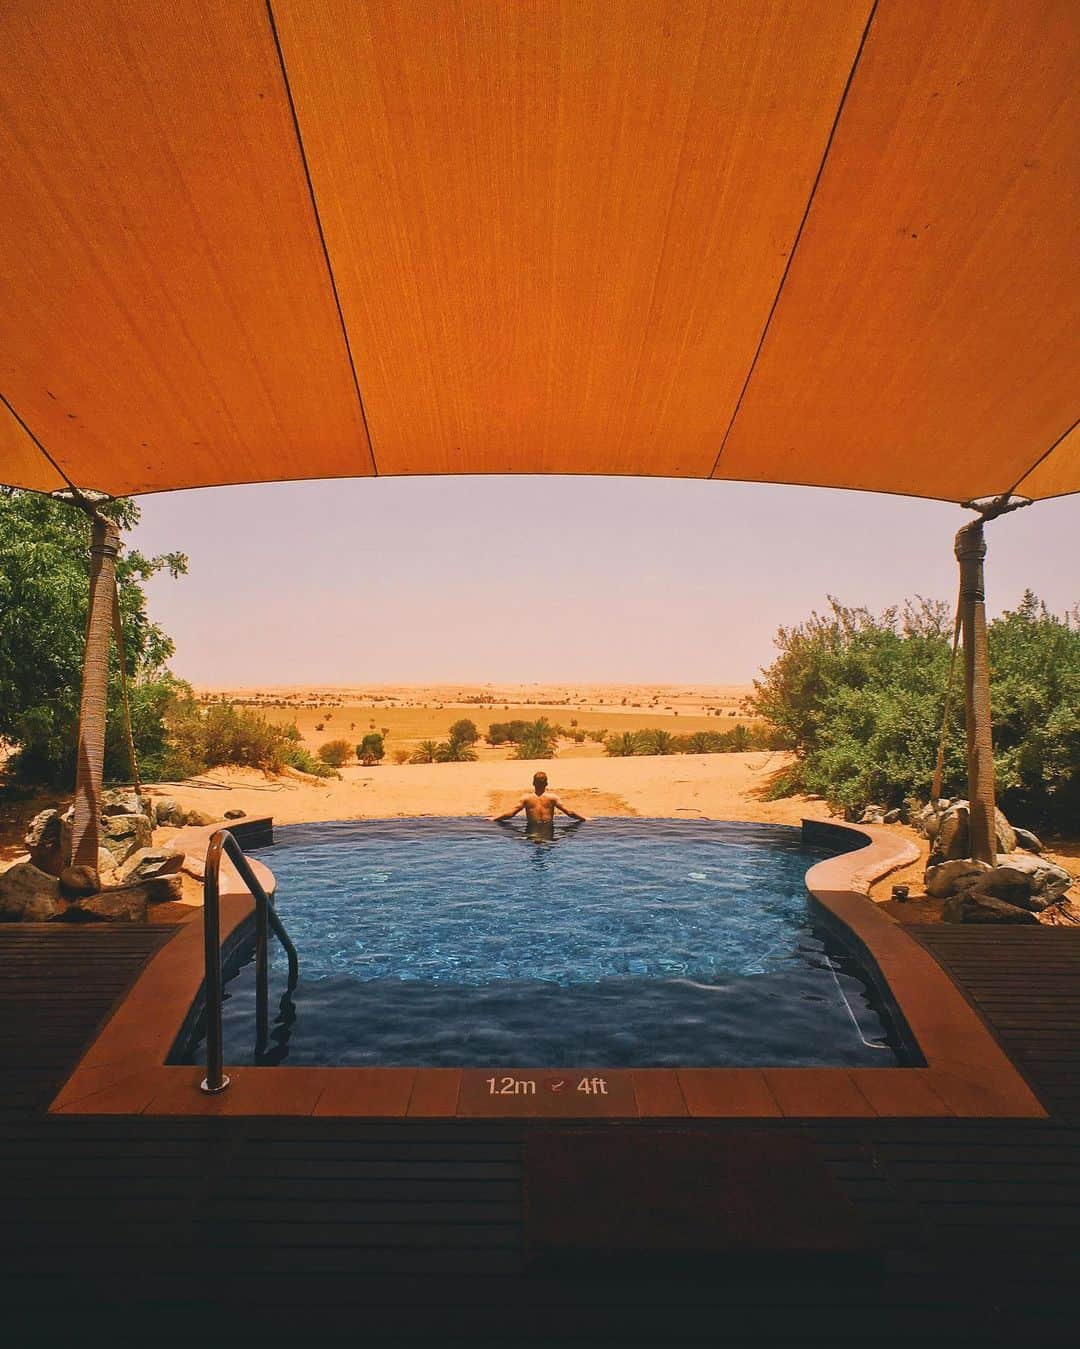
[100,787,151,819]
[943,891,1039,925]
[917,800,950,840]
[23,808,65,876]
[924,858,992,899]
[1013,827,1043,854]
[153,797,185,827]
[883,808,902,824]
[977,854,1073,912]
[71,888,148,922]
[858,805,886,824]
[100,812,153,865]
[183,809,215,827]
[58,865,99,899]
[224,808,246,820]
[0,863,65,921]
[119,848,184,884]
[928,801,1016,864]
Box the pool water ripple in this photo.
[179,819,902,1068]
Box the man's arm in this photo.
[552,795,588,822]
[488,798,526,822]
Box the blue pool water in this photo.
[177,819,903,1068]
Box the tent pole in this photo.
[69,512,121,870]
[954,519,997,863]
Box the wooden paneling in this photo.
[274,0,872,476]
[717,0,1080,501]
[0,1,373,496]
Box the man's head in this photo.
[532,772,548,794]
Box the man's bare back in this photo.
[488,772,588,832]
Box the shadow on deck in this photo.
[1,920,1078,1343]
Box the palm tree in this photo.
[685,732,715,754]
[513,718,557,760]
[605,731,643,757]
[410,739,440,764]
[435,738,477,763]
[643,728,678,755]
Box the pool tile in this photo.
[678,1069,781,1117]
[409,1069,462,1116]
[762,1070,876,1117]
[53,1070,158,1115]
[925,1067,1046,1118]
[632,1070,688,1117]
[144,1066,327,1116]
[847,1070,954,1117]
[458,1070,637,1117]
[314,1069,415,1117]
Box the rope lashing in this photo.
[930,583,963,807]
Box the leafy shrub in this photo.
[318,739,353,767]
[282,746,338,778]
[393,749,410,765]
[748,591,1079,830]
[410,740,440,764]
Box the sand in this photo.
[148,750,818,829]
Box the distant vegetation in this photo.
[602,724,775,757]
[750,593,1080,831]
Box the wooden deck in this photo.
[1,920,1078,1342]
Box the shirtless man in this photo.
[488,772,588,835]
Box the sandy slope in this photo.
[150,751,824,829]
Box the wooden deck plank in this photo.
[2,921,1080,1338]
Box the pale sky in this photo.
[128,477,1079,688]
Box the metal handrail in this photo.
[200,828,299,1094]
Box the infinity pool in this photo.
[177,819,904,1068]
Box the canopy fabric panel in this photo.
[0,0,1077,504]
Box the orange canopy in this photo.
[1,1,1077,502]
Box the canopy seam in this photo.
[708,0,880,479]
[265,0,380,476]
[1006,414,1079,498]
[0,390,78,493]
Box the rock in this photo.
[977,854,1073,912]
[71,889,148,922]
[928,801,1016,864]
[0,863,65,921]
[224,808,246,820]
[97,848,120,881]
[119,848,184,884]
[883,808,902,824]
[859,805,886,824]
[924,858,992,899]
[58,865,99,898]
[943,891,1039,925]
[153,797,185,827]
[1013,827,1043,854]
[100,788,151,819]
[100,812,153,865]
[183,809,215,827]
[23,808,66,876]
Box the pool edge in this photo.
[48,820,1047,1121]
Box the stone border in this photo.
[50,820,1046,1120]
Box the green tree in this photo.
[641,728,678,755]
[357,732,385,763]
[0,489,188,782]
[410,740,440,764]
[448,718,479,745]
[513,717,557,760]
